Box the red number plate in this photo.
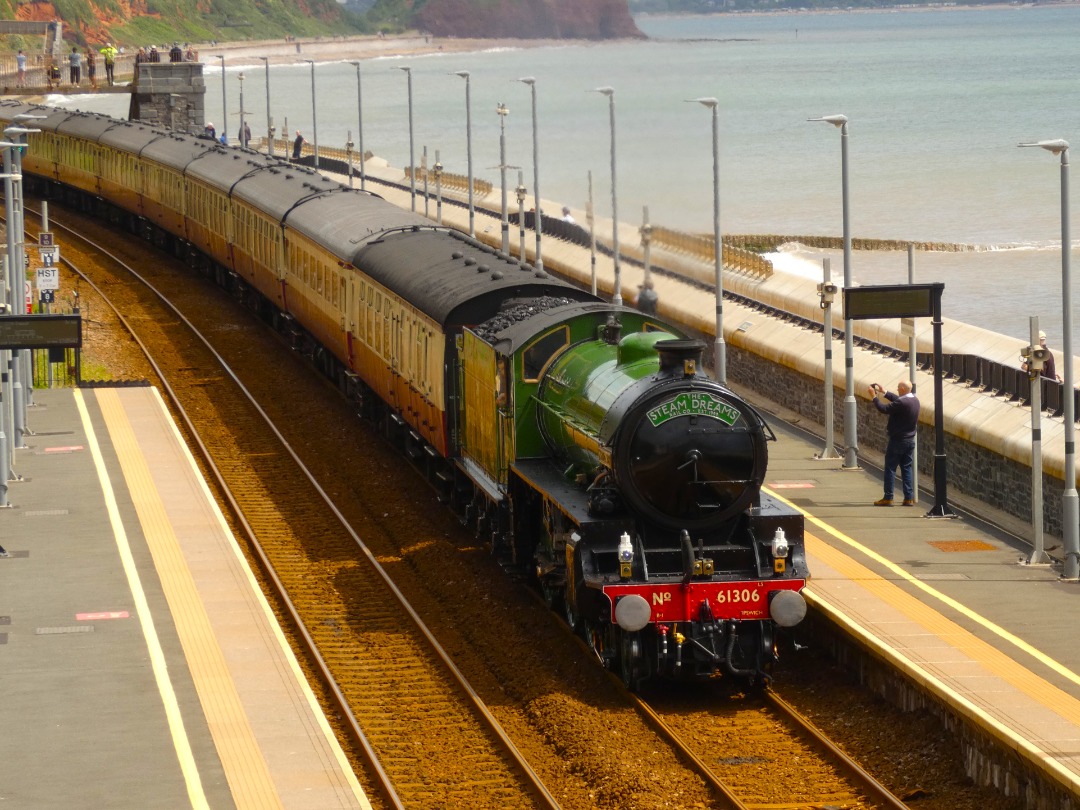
[601,579,805,623]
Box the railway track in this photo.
[23,207,557,810]
[22,201,918,809]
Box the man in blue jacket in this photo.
[869,379,919,506]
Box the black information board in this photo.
[843,283,943,320]
[0,314,81,349]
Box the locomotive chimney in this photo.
[656,339,705,377]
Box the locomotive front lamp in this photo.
[618,531,634,579]
[771,527,790,574]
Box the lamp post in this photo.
[809,114,859,470]
[397,66,415,211]
[1019,138,1079,581]
[349,61,365,190]
[497,102,510,253]
[516,170,527,259]
[517,77,543,272]
[257,56,273,156]
[687,97,726,384]
[303,59,318,168]
[593,86,621,305]
[215,55,226,143]
[453,70,475,237]
[238,71,246,147]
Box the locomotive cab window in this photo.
[522,326,569,382]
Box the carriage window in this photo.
[522,326,569,382]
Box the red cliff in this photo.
[413,0,643,40]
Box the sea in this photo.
[47,6,1080,349]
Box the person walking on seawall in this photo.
[561,206,576,225]
[68,47,81,85]
[241,122,251,148]
[85,48,96,88]
[100,43,117,86]
[1021,330,1062,382]
[869,380,920,506]
[16,50,26,87]
[292,130,306,161]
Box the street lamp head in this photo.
[517,76,535,86]
[454,70,470,79]
[349,61,360,67]
[1018,138,1069,155]
[496,102,508,117]
[396,65,411,74]
[593,86,615,97]
[258,56,268,64]
[13,114,46,121]
[4,126,38,136]
[808,114,848,128]
[686,97,718,109]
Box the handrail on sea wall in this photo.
[649,225,774,279]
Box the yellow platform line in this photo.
[764,485,1080,793]
[765,485,1080,689]
[75,389,210,810]
[94,388,282,809]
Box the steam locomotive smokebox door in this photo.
[611,340,768,531]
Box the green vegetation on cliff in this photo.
[3,0,371,49]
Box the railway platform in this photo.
[755,388,1080,805]
[0,385,370,809]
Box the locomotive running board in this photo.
[456,456,504,503]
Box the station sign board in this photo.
[843,283,944,321]
[0,314,81,349]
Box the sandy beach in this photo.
[195,33,576,68]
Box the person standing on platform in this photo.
[16,50,26,87]
[100,43,117,86]
[869,380,920,506]
[68,47,81,85]
[292,130,306,161]
[241,121,251,148]
[1021,330,1062,382]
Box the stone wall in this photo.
[127,62,206,135]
